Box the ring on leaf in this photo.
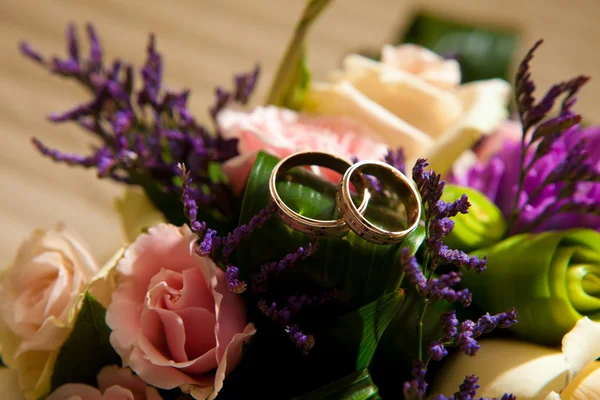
[269,151,370,236]
[337,160,421,244]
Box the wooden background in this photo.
[1,0,599,264]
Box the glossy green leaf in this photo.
[291,369,380,400]
[467,228,600,345]
[216,292,402,400]
[237,151,425,309]
[51,293,121,390]
[266,0,331,106]
[400,12,520,83]
[442,184,507,252]
[370,289,453,398]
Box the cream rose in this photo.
[433,317,600,399]
[0,225,119,400]
[115,188,166,243]
[304,44,511,174]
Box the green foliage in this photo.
[51,293,121,390]
[291,369,380,400]
[266,0,331,108]
[442,184,507,251]
[468,229,600,345]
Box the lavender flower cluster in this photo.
[22,24,259,220]
[402,159,517,400]
[180,164,327,353]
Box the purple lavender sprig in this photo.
[400,159,517,399]
[22,24,260,220]
[508,39,598,233]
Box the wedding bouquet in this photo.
[2,1,599,399]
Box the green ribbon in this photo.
[466,229,600,345]
[442,185,507,252]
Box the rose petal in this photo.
[423,78,511,175]
[211,268,249,364]
[128,346,198,390]
[210,323,256,400]
[106,298,143,363]
[0,368,26,400]
[562,362,600,400]
[333,54,463,138]
[305,80,434,158]
[46,383,103,400]
[562,317,600,381]
[97,365,147,395]
[380,44,461,90]
[178,268,214,311]
[177,307,217,361]
[432,339,568,399]
[102,386,136,400]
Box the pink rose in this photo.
[106,224,255,400]
[47,365,162,400]
[217,106,389,194]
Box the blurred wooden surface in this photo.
[1,0,599,263]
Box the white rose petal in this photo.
[433,317,600,400]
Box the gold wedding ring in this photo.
[269,151,370,236]
[337,161,421,244]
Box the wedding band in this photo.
[269,151,370,236]
[337,161,421,244]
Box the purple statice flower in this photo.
[403,360,428,400]
[384,147,406,174]
[451,40,600,235]
[224,266,247,294]
[401,159,517,398]
[431,375,515,400]
[21,24,260,221]
[252,241,319,293]
[221,202,277,261]
[285,325,315,356]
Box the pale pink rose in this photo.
[47,365,162,400]
[380,44,461,90]
[217,106,389,194]
[0,224,100,399]
[106,224,255,400]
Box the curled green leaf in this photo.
[466,229,600,345]
[442,184,507,251]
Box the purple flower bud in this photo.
[428,341,448,361]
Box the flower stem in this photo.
[265,0,331,105]
[416,302,429,361]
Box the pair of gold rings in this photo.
[268,151,421,245]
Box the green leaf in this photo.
[308,291,406,372]
[400,12,520,83]
[370,289,453,398]
[237,151,425,309]
[291,369,380,400]
[51,293,121,390]
[215,292,402,400]
[441,184,507,251]
[266,0,331,106]
[467,228,600,345]
[277,49,312,110]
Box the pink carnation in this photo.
[217,106,389,194]
[47,366,161,400]
[105,224,255,400]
